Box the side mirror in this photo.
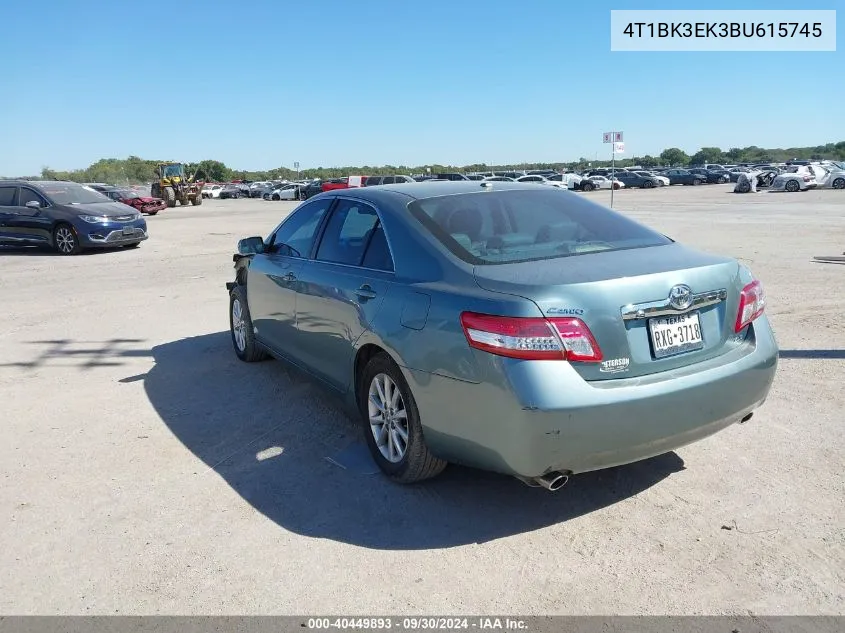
[25,200,42,210]
[237,236,265,255]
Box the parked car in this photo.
[219,184,244,199]
[769,166,818,192]
[0,180,148,255]
[435,173,470,181]
[614,171,664,189]
[100,187,166,215]
[321,176,365,193]
[727,168,750,183]
[578,175,623,191]
[663,169,705,186]
[202,184,224,199]
[364,175,416,186]
[268,184,305,201]
[515,175,551,184]
[482,176,515,182]
[816,165,845,189]
[546,173,582,189]
[733,170,779,193]
[634,172,669,186]
[688,168,731,184]
[225,182,777,488]
[295,181,320,200]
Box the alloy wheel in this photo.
[231,298,246,352]
[56,227,76,254]
[367,373,409,463]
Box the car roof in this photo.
[375,180,550,200]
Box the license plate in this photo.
[122,227,135,236]
[648,311,704,358]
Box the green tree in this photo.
[660,148,689,166]
[689,147,725,165]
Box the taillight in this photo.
[460,312,603,362]
[735,280,765,332]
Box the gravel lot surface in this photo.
[1,184,842,615]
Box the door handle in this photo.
[355,285,377,300]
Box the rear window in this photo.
[407,189,671,265]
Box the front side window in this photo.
[408,189,671,265]
[315,200,381,266]
[20,188,47,207]
[269,198,332,257]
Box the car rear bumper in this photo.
[406,316,778,479]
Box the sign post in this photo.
[603,131,624,207]
[294,161,300,179]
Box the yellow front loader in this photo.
[151,163,203,208]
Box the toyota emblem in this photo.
[668,284,693,310]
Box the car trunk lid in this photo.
[473,243,746,380]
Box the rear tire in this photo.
[833,178,845,189]
[191,194,202,206]
[785,179,800,192]
[643,180,654,188]
[229,285,269,362]
[272,194,280,201]
[581,182,595,192]
[53,223,82,256]
[359,353,447,484]
[692,178,702,186]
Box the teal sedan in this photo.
[226,182,777,490]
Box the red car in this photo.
[103,188,167,215]
[320,175,366,192]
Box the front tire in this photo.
[54,223,82,256]
[785,179,800,192]
[272,194,280,201]
[163,186,176,208]
[833,178,845,189]
[642,180,654,188]
[692,178,702,186]
[191,194,202,206]
[581,182,595,192]
[360,353,447,484]
[229,285,268,362]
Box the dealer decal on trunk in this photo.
[600,357,630,373]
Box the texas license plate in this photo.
[648,311,704,358]
[122,227,135,236]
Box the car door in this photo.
[246,197,334,359]
[293,198,394,391]
[6,187,54,244]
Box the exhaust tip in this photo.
[534,471,571,491]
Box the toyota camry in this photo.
[226,182,778,490]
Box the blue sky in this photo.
[1,0,842,175]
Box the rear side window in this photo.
[408,189,671,265]
[315,200,380,266]
[381,176,395,185]
[0,186,18,206]
[361,222,394,271]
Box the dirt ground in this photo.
[0,184,842,615]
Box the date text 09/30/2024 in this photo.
[307,618,528,630]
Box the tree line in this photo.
[7,142,844,184]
